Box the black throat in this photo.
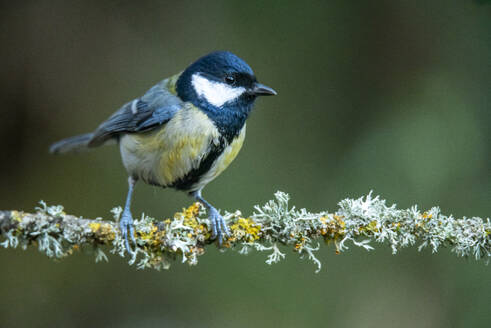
[199,100,252,143]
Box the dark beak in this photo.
[250,83,277,96]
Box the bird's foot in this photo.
[208,207,230,245]
[119,210,136,254]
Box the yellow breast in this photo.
[190,125,246,191]
[119,104,221,186]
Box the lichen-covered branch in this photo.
[1,192,489,272]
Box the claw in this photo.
[208,208,229,245]
[192,191,229,245]
[120,211,135,254]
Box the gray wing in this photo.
[88,81,182,147]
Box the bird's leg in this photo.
[191,190,230,244]
[120,176,137,254]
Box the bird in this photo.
[49,51,277,253]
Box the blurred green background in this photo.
[1,1,490,327]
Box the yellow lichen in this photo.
[320,214,346,241]
[89,222,101,233]
[11,211,24,223]
[66,244,80,255]
[294,237,306,251]
[89,222,115,242]
[422,212,432,219]
[183,216,199,230]
[138,225,165,248]
[177,203,201,221]
[172,203,210,238]
[333,215,346,229]
[230,217,262,243]
[139,225,158,241]
[221,240,232,248]
[367,220,379,232]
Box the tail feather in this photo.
[49,133,94,154]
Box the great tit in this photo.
[50,51,277,252]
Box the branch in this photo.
[1,192,489,272]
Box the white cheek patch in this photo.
[191,73,246,107]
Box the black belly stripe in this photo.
[170,137,227,192]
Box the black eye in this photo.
[224,75,235,85]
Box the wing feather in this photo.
[88,79,182,147]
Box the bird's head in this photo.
[176,51,276,118]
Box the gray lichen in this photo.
[0,192,489,272]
